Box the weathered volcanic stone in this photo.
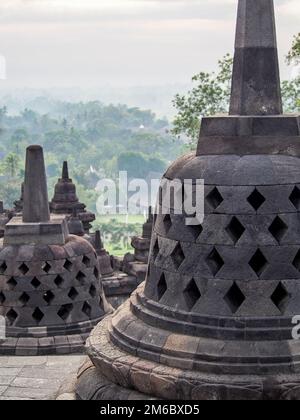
[67,0,300,400]
[0,146,112,355]
[23,146,50,223]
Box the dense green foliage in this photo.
[0,101,183,209]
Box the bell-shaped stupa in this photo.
[73,0,300,400]
[0,146,112,355]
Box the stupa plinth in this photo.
[0,146,112,356]
[72,0,300,400]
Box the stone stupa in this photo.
[50,161,95,235]
[0,202,14,239]
[73,0,300,400]
[122,207,153,283]
[0,146,112,355]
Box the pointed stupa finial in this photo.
[62,161,69,180]
[23,145,50,223]
[229,0,282,116]
[95,230,104,250]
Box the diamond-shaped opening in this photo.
[289,186,300,210]
[163,214,172,234]
[183,279,201,311]
[76,271,86,285]
[224,282,246,314]
[226,217,245,245]
[93,267,99,278]
[43,290,55,305]
[7,277,17,290]
[247,188,266,211]
[82,301,92,318]
[19,263,29,275]
[32,308,44,324]
[293,250,300,271]
[6,309,18,326]
[152,239,159,261]
[271,282,290,314]
[0,261,7,274]
[187,224,203,241]
[249,249,268,277]
[58,304,73,321]
[54,275,64,288]
[64,259,73,272]
[19,292,30,305]
[68,287,79,301]
[31,277,41,289]
[170,243,185,270]
[42,262,51,274]
[157,273,167,301]
[206,187,224,210]
[82,256,91,268]
[89,284,97,298]
[0,292,5,304]
[206,248,224,276]
[268,216,288,244]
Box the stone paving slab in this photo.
[0,355,85,400]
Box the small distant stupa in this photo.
[123,206,153,282]
[50,161,95,234]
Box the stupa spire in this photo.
[23,145,50,223]
[229,0,282,115]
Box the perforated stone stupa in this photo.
[0,146,111,355]
[73,0,300,400]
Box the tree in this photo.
[172,54,233,145]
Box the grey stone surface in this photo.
[0,147,112,355]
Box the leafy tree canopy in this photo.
[172,37,300,146]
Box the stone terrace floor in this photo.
[0,355,85,400]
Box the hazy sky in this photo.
[0,0,299,88]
